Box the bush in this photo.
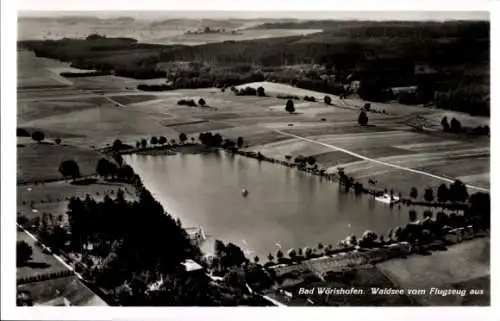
[177,99,197,107]
[358,111,368,126]
[236,86,257,96]
[17,128,30,137]
[285,100,295,113]
[324,95,332,105]
[31,131,45,143]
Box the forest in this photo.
[19,20,490,115]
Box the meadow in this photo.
[18,49,490,196]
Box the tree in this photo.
[158,136,167,145]
[409,210,417,222]
[450,117,462,132]
[213,134,223,147]
[236,137,244,149]
[59,160,80,180]
[467,192,490,229]
[267,253,274,262]
[170,139,176,145]
[317,242,324,250]
[198,98,206,106]
[358,111,368,126]
[214,240,226,258]
[257,87,266,97]
[324,95,332,105]
[191,137,195,143]
[287,248,297,259]
[55,138,62,145]
[307,156,316,166]
[17,128,30,137]
[441,116,450,131]
[424,187,434,203]
[150,136,158,146]
[136,141,141,148]
[31,131,45,143]
[359,230,378,248]
[363,103,371,111]
[254,256,260,263]
[113,153,124,168]
[276,250,284,260]
[285,100,295,113]
[140,139,147,149]
[112,139,123,150]
[17,241,33,266]
[96,158,111,178]
[410,187,418,200]
[179,133,188,144]
[437,183,449,203]
[394,227,404,241]
[449,180,469,203]
[285,155,292,162]
[387,228,393,240]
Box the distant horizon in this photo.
[18,10,489,21]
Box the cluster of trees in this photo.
[277,94,301,100]
[293,155,317,169]
[211,240,274,294]
[133,133,193,150]
[39,188,266,306]
[17,128,31,137]
[60,71,110,78]
[96,157,135,182]
[441,116,489,136]
[17,241,33,266]
[21,19,488,116]
[197,132,245,150]
[409,180,470,204]
[177,98,206,107]
[22,129,62,145]
[46,189,209,305]
[230,86,265,97]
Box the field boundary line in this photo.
[271,128,489,192]
[17,223,84,280]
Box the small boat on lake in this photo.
[374,192,400,205]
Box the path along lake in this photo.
[126,151,417,259]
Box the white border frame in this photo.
[2,1,497,320]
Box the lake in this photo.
[125,151,413,260]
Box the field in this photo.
[19,17,321,46]
[17,275,108,306]
[16,231,68,280]
[17,180,137,222]
[18,51,490,196]
[17,142,103,183]
[377,237,490,306]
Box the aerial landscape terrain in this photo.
[15,12,490,307]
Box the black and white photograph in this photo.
[1,0,496,319]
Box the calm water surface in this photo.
[125,151,412,259]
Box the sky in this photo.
[18,10,490,21]
[17,0,490,21]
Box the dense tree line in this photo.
[20,19,488,115]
